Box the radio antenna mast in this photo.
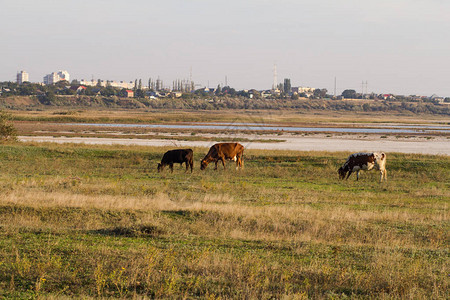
[334,76,337,97]
[272,64,277,90]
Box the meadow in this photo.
[10,107,449,125]
[0,141,448,299]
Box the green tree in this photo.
[342,89,357,99]
[283,78,291,95]
[215,84,222,95]
[84,86,96,96]
[135,89,145,98]
[314,88,328,99]
[102,86,117,97]
[39,90,57,104]
[222,86,236,96]
[148,78,154,91]
[18,82,39,95]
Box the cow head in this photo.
[157,163,163,172]
[338,166,347,179]
[200,159,208,170]
[374,152,385,162]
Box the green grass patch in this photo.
[0,142,448,298]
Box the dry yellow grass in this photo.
[2,181,447,250]
[9,107,449,125]
[0,142,448,298]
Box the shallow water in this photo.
[65,122,450,134]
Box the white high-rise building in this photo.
[43,73,58,85]
[43,70,70,85]
[17,70,29,84]
[58,70,70,82]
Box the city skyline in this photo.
[8,68,448,98]
[1,0,449,97]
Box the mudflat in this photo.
[19,133,450,155]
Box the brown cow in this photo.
[200,143,244,170]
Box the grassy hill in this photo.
[1,95,449,115]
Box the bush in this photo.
[0,110,17,141]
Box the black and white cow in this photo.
[338,152,387,182]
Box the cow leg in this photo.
[380,169,387,182]
[190,161,193,173]
[214,160,218,170]
[221,157,226,169]
[185,161,189,172]
[346,170,352,180]
[356,171,360,181]
[170,163,174,173]
[236,155,243,170]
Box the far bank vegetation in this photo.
[1,81,449,115]
[1,95,449,115]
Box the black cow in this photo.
[157,149,194,173]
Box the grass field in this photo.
[0,142,448,299]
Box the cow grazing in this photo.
[157,149,193,173]
[338,152,387,182]
[200,143,244,170]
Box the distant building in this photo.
[292,87,315,94]
[291,86,315,97]
[43,73,58,85]
[171,92,183,98]
[70,85,87,94]
[59,70,70,82]
[79,79,98,87]
[43,70,70,85]
[430,94,444,103]
[16,70,29,84]
[260,90,274,98]
[122,89,134,98]
[382,94,395,100]
[79,79,134,89]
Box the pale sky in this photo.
[1,0,449,96]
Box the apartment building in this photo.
[79,79,135,89]
[16,70,29,84]
[43,70,70,85]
